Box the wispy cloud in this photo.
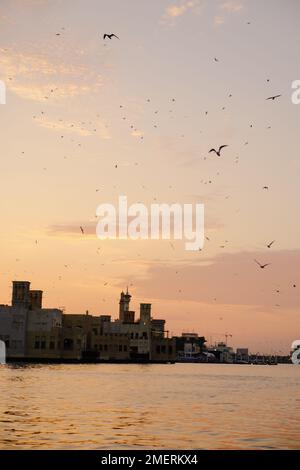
[214,0,244,26]
[130,129,144,138]
[221,0,243,13]
[35,117,93,137]
[35,116,111,139]
[161,0,201,24]
[214,15,225,26]
[0,14,12,23]
[0,49,102,102]
[8,83,100,102]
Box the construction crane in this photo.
[225,333,233,345]
[209,332,233,346]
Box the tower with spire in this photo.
[119,287,134,323]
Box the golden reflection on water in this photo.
[0,364,299,449]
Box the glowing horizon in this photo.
[0,0,299,354]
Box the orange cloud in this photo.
[162,0,201,23]
[0,49,103,102]
[35,116,111,139]
[221,1,243,13]
[214,0,244,26]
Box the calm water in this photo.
[0,363,299,449]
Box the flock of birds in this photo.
[94,34,296,300]
[10,29,297,308]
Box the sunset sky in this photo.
[0,0,299,353]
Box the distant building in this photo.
[61,312,130,361]
[0,281,175,363]
[102,290,175,362]
[175,333,207,362]
[208,342,234,363]
[26,306,62,360]
[235,348,249,363]
[0,281,62,359]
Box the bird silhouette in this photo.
[209,145,228,157]
[80,226,84,234]
[263,186,269,190]
[254,259,270,269]
[103,33,119,40]
[267,240,275,248]
[266,95,281,101]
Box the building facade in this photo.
[0,281,62,359]
[0,281,176,363]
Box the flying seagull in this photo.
[103,33,119,40]
[267,240,275,248]
[80,226,84,234]
[209,145,228,157]
[266,95,281,101]
[254,259,270,269]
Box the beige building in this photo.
[61,313,130,361]
[0,281,176,363]
[102,289,176,362]
[0,281,63,360]
[26,307,62,360]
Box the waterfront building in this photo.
[235,348,249,363]
[102,290,175,362]
[175,333,208,362]
[0,281,62,359]
[0,281,175,363]
[208,342,234,363]
[61,313,130,361]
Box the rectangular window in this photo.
[49,341,55,350]
[34,341,40,349]
[119,345,122,352]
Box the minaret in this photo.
[119,288,131,322]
